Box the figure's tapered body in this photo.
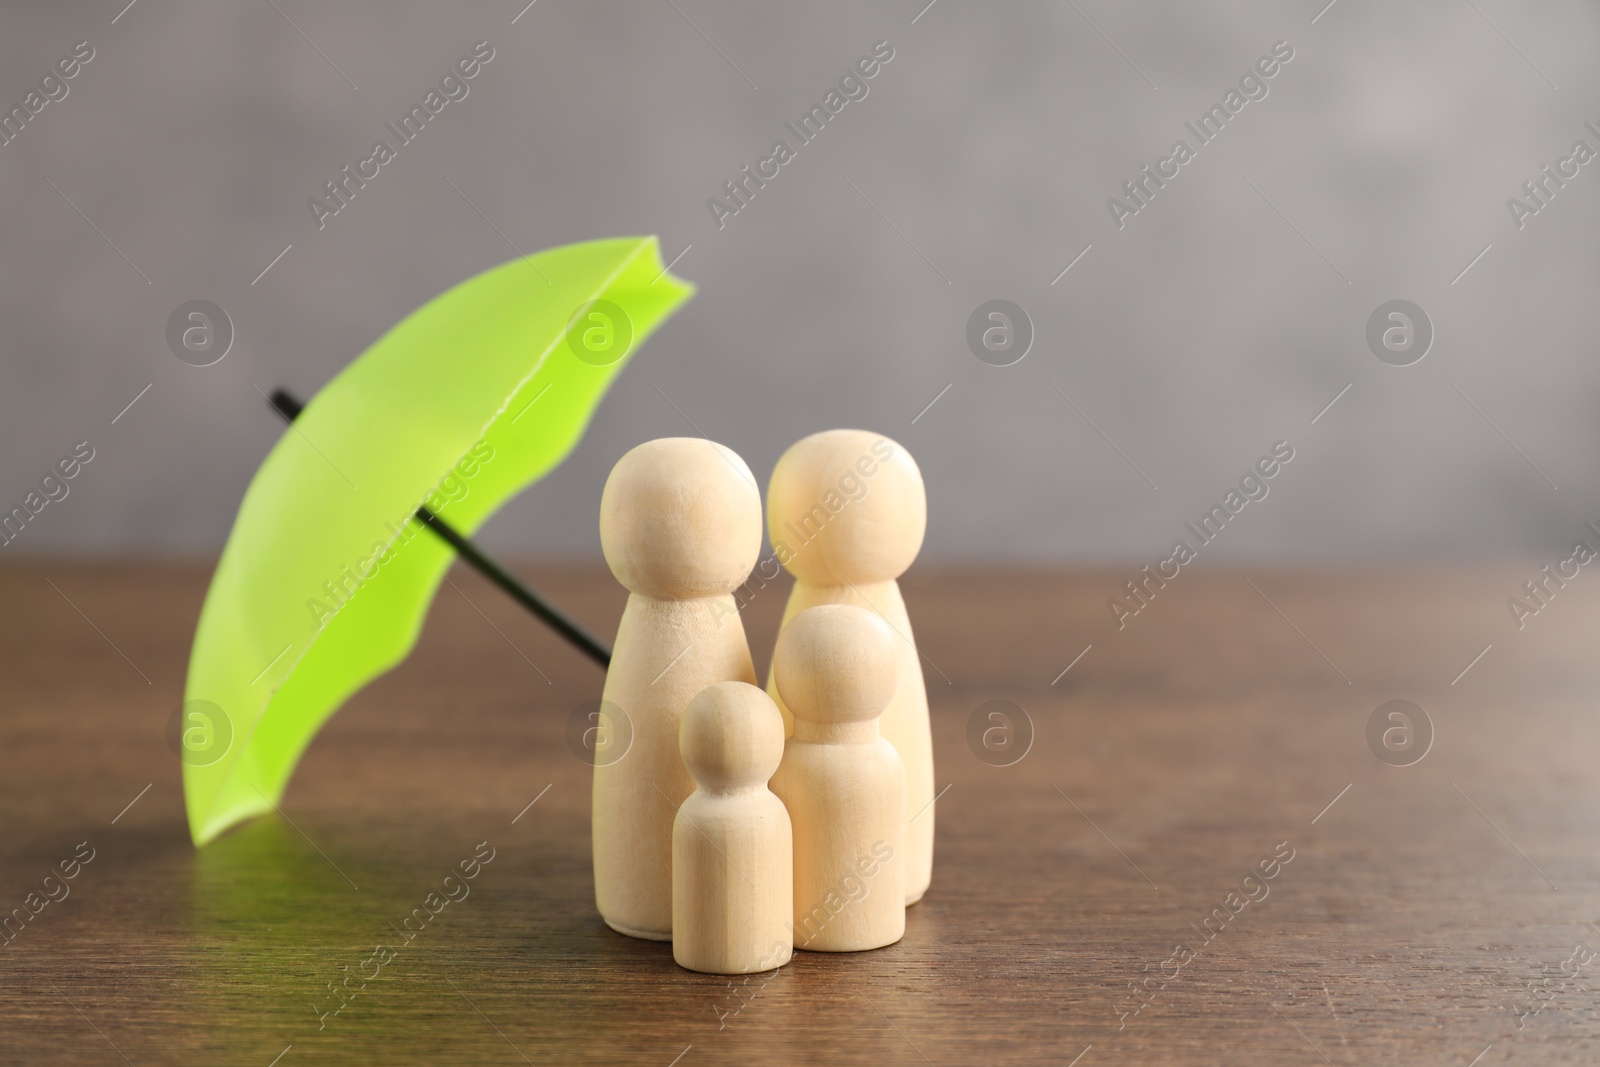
[765,430,934,905]
[592,438,763,941]
[772,714,904,952]
[595,597,755,939]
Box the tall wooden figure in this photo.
[673,681,793,974]
[770,604,905,952]
[765,430,934,905]
[594,438,763,940]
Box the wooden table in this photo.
[2,562,1597,1065]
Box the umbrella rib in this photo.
[267,389,613,669]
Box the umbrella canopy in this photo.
[182,236,693,846]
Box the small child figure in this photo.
[672,681,794,975]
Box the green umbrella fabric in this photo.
[182,235,693,846]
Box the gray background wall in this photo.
[1,0,1596,562]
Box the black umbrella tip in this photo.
[268,389,304,422]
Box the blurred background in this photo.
[1,0,1596,563]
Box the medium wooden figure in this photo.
[769,604,905,952]
[765,429,934,905]
[593,437,763,941]
[673,681,793,975]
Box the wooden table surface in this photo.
[2,561,1598,1065]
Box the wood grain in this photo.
[1,561,1598,1065]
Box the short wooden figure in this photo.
[593,438,763,941]
[765,429,935,906]
[769,604,905,952]
[673,681,794,975]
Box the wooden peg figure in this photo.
[593,438,763,941]
[769,604,905,952]
[765,430,935,906]
[673,681,794,975]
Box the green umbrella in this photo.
[181,235,693,846]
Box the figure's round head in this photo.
[766,429,925,586]
[679,681,785,790]
[772,604,898,724]
[600,438,762,599]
